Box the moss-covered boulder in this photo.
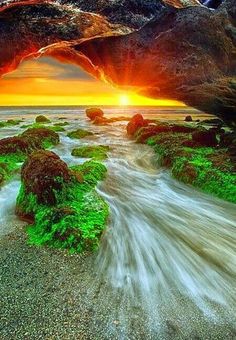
[67,129,93,139]
[20,150,72,207]
[21,127,59,149]
[71,145,110,160]
[16,152,109,253]
[146,132,236,203]
[0,119,22,128]
[0,137,32,155]
[86,107,104,121]
[0,127,59,186]
[35,115,51,123]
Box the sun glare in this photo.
[119,94,130,106]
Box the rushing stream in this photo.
[0,109,236,338]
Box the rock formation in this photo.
[0,0,235,125]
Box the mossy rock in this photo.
[71,145,110,160]
[21,127,60,149]
[67,129,93,139]
[35,115,51,123]
[54,122,69,127]
[146,131,236,203]
[0,119,22,128]
[16,153,109,253]
[0,127,59,186]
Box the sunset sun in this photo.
[119,94,130,106]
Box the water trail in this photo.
[0,113,236,337]
[0,180,22,236]
[92,123,236,334]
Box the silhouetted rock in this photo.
[184,115,193,122]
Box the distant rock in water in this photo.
[86,108,104,121]
[184,115,193,122]
[35,115,51,123]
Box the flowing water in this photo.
[0,108,236,338]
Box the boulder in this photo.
[127,114,148,136]
[171,125,196,133]
[219,132,236,148]
[21,127,59,149]
[184,115,193,122]
[0,137,32,155]
[67,129,93,139]
[136,124,171,142]
[20,150,72,206]
[93,116,109,125]
[86,108,104,121]
[192,129,218,147]
[35,115,51,123]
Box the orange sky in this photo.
[0,57,184,107]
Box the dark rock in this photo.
[219,132,236,148]
[199,118,224,126]
[21,150,72,206]
[219,132,236,165]
[184,115,193,122]
[192,129,218,147]
[127,114,148,136]
[170,125,196,133]
[86,108,104,121]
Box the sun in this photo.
[119,94,130,106]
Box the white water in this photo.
[0,180,21,236]
[0,111,236,337]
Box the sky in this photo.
[0,57,184,106]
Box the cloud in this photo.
[4,57,93,81]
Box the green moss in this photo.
[146,133,236,203]
[0,127,59,185]
[71,160,107,186]
[67,129,93,139]
[0,153,25,184]
[0,119,22,128]
[20,123,65,132]
[16,160,109,253]
[71,145,110,160]
[172,149,236,203]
